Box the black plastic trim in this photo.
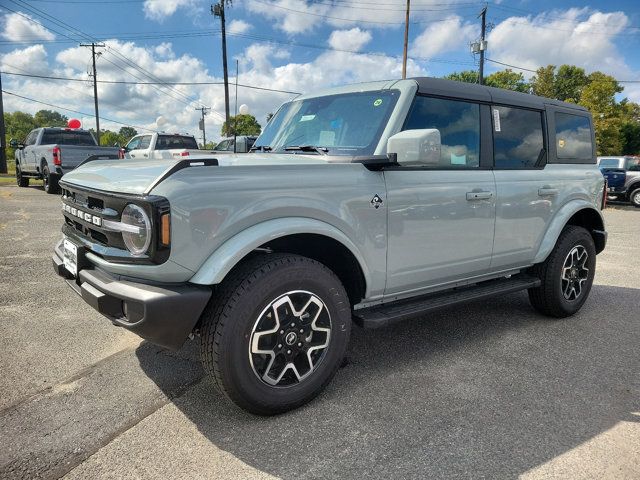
[52,246,211,350]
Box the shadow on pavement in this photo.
[136,284,640,479]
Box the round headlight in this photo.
[121,204,151,256]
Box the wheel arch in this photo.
[189,218,371,304]
[534,201,606,264]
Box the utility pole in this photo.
[212,1,231,129]
[80,42,105,143]
[234,59,238,153]
[402,0,410,79]
[196,106,210,146]
[0,72,7,174]
[478,6,487,85]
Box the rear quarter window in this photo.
[554,113,593,162]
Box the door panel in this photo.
[385,170,496,295]
[491,170,556,269]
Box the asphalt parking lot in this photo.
[1,184,639,479]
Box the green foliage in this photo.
[33,110,68,127]
[530,65,556,98]
[221,114,261,137]
[118,126,138,141]
[201,141,217,150]
[485,69,529,93]
[444,70,479,84]
[555,65,588,103]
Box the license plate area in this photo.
[63,238,78,277]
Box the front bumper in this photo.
[52,241,211,350]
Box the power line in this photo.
[484,58,640,83]
[1,89,158,132]
[0,70,304,93]
[7,0,209,110]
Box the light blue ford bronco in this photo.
[52,77,607,415]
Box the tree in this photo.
[100,130,122,146]
[221,114,261,137]
[620,101,640,155]
[555,65,588,103]
[485,69,529,93]
[530,65,556,98]
[33,109,68,127]
[118,126,137,141]
[579,72,624,155]
[444,70,478,84]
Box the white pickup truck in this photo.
[122,133,213,160]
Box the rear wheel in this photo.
[42,165,60,194]
[15,165,29,187]
[630,188,640,208]
[199,253,351,415]
[528,226,596,317]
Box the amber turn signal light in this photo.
[160,213,171,246]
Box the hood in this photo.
[60,153,331,195]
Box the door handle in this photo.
[538,187,558,197]
[130,154,136,158]
[466,191,493,201]
[143,154,148,157]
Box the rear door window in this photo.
[492,106,545,169]
[137,135,152,149]
[554,113,593,161]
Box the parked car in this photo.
[52,77,606,415]
[598,156,640,207]
[122,133,213,160]
[213,135,257,153]
[12,128,120,194]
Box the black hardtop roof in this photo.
[411,76,588,113]
[41,127,93,132]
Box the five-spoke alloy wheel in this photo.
[200,253,351,415]
[529,225,596,317]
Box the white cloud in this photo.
[410,15,476,59]
[1,44,50,75]
[228,19,251,34]
[143,0,196,22]
[328,28,372,52]
[487,9,631,77]
[1,12,55,42]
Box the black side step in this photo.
[353,274,541,329]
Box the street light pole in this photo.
[80,42,105,142]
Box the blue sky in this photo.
[1,0,639,141]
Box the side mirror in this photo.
[113,142,120,147]
[387,129,441,167]
[9,139,18,148]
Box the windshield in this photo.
[41,130,96,146]
[253,90,399,156]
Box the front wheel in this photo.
[528,225,596,317]
[16,165,29,187]
[629,188,640,208]
[199,253,351,415]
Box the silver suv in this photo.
[52,77,607,415]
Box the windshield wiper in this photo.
[250,145,272,152]
[283,145,329,155]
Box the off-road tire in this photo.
[16,165,29,187]
[629,188,640,208]
[42,165,60,194]
[199,253,351,415]
[528,225,596,318]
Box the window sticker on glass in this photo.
[558,139,566,149]
[492,108,501,132]
[373,98,383,107]
[299,114,316,122]
[319,130,336,146]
